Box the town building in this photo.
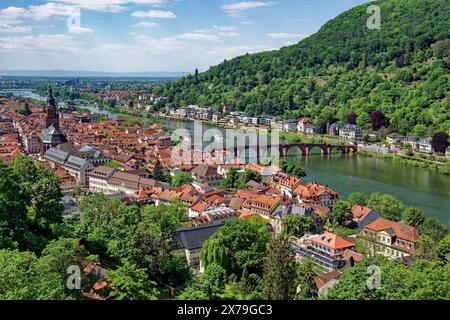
[241,194,283,218]
[328,123,340,136]
[358,218,420,259]
[339,124,362,143]
[351,205,381,228]
[418,137,433,153]
[191,164,223,187]
[386,133,405,145]
[293,182,339,209]
[270,203,324,235]
[292,232,356,272]
[44,147,95,185]
[88,166,167,195]
[175,218,233,273]
[402,136,419,150]
[297,118,316,134]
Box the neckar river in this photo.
[137,116,448,226]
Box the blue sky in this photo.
[0,0,371,72]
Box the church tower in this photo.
[45,85,60,130]
[40,85,67,155]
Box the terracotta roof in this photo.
[362,218,420,243]
[311,232,354,250]
[343,249,363,263]
[314,269,344,290]
[352,205,371,220]
[191,201,210,213]
[238,209,257,220]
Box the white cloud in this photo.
[69,26,94,34]
[0,34,80,54]
[221,1,274,17]
[130,21,160,27]
[131,10,177,19]
[266,32,309,39]
[53,0,166,13]
[0,24,32,33]
[0,7,31,24]
[28,3,78,21]
[178,33,219,42]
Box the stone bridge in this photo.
[228,143,358,159]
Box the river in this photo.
[6,92,450,225]
[150,116,450,226]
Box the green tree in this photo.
[283,215,315,237]
[108,260,159,300]
[347,192,368,207]
[438,233,450,258]
[296,258,320,300]
[41,238,87,278]
[0,249,65,300]
[32,167,64,231]
[200,263,228,299]
[415,235,440,261]
[326,256,450,300]
[0,162,29,237]
[367,193,403,221]
[279,160,306,178]
[332,201,353,226]
[402,207,425,228]
[419,217,449,242]
[172,171,194,187]
[262,235,297,300]
[222,167,240,189]
[201,216,271,277]
[152,160,165,182]
[242,170,262,184]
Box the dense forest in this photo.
[152,0,450,136]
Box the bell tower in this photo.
[45,85,60,130]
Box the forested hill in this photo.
[152,0,450,136]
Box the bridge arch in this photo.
[284,145,306,157]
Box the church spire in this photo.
[47,85,56,107]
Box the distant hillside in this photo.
[153,0,450,135]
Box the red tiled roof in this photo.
[352,205,371,220]
[311,232,354,250]
[363,218,420,243]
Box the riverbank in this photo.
[357,150,450,175]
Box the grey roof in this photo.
[272,204,313,219]
[89,166,116,180]
[108,171,164,190]
[176,220,226,250]
[44,147,69,165]
[65,155,90,170]
[42,125,67,144]
[340,124,362,132]
[192,164,219,179]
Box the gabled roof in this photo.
[362,218,420,242]
[352,205,371,220]
[176,221,225,250]
[311,232,354,250]
[192,164,219,179]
